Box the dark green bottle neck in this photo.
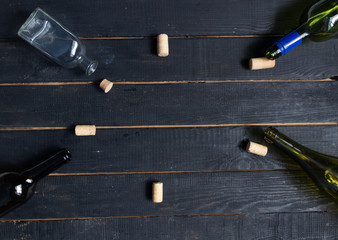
[265,45,282,60]
[264,127,308,154]
[22,149,71,182]
[264,127,338,170]
[265,127,316,168]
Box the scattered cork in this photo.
[157,34,169,57]
[75,125,96,136]
[99,79,113,93]
[152,182,163,203]
[246,141,268,157]
[249,57,276,70]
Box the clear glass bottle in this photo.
[0,149,71,217]
[18,8,98,76]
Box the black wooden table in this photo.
[1,0,338,239]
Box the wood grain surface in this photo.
[0,171,337,220]
[0,212,337,240]
[0,82,337,127]
[0,0,318,38]
[0,126,338,174]
[0,38,337,83]
[1,0,337,239]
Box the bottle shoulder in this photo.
[305,1,338,36]
[0,172,35,201]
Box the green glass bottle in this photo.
[266,0,338,59]
[264,127,338,200]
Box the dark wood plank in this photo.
[1,126,338,174]
[0,82,337,127]
[1,38,337,83]
[2,0,336,238]
[1,212,338,240]
[1,171,337,220]
[0,0,318,38]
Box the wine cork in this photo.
[75,125,96,136]
[249,57,276,70]
[246,141,268,157]
[157,34,169,57]
[99,79,113,93]
[152,182,163,203]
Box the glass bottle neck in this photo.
[264,127,318,168]
[264,127,308,154]
[265,24,310,60]
[22,149,71,182]
[264,127,338,171]
[76,55,98,76]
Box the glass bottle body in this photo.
[18,8,97,75]
[266,0,338,59]
[0,149,71,217]
[264,127,338,200]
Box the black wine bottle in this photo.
[266,0,338,59]
[264,127,338,200]
[0,149,71,217]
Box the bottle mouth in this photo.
[77,55,98,76]
[86,61,98,76]
[265,45,282,60]
[264,127,278,143]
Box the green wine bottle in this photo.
[266,0,338,59]
[264,127,338,200]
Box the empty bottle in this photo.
[18,8,98,75]
[264,127,338,200]
[0,149,71,217]
[266,0,338,59]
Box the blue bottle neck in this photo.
[266,24,310,59]
[275,29,309,56]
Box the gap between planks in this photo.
[80,34,282,40]
[0,122,337,132]
[49,168,299,177]
[1,210,337,223]
[0,34,282,42]
[0,78,335,87]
